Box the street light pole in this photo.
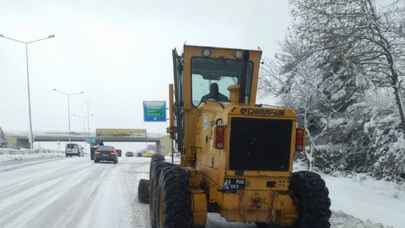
[85,102,94,137]
[24,43,34,149]
[53,89,84,141]
[67,95,71,135]
[72,112,93,134]
[0,33,55,149]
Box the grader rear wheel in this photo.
[156,166,193,228]
[290,171,331,228]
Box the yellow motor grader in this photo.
[138,45,331,228]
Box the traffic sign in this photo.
[143,101,166,122]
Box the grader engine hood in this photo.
[224,106,297,173]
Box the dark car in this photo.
[125,151,134,157]
[116,149,122,157]
[94,146,118,164]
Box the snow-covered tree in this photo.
[290,0,405,133]
[260,0,405,179]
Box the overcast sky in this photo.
[0,0,291,135]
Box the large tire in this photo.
[149,154,165,187]
[156,166,193,228]
[138,179,150,204]
[151,153,165,162]
[150,161,172,228]
[290,171,331,228]
[150,154,165,178]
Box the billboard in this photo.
[143,101,166,122]
[96,129,147,138]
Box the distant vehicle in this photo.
[0,127,7,147]
[136,150,154,157]
[116,149,122,157]
[94,146,118,164]
[65,143,83,157]
[90,139,105,160]
[125,151,134,157]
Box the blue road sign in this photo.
[143,101,166,122]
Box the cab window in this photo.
[191,57,253,106]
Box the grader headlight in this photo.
[202,48,212,57]
[235,50,244,59]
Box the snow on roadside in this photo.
[325,173,404,228]
[0,148,64,162]
[294,160,403,228]
[331,211,393,228]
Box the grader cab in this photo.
[138,45,331,228]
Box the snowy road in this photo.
[0,156,397,228]
[0,157,150,228]
[0,157,254,228]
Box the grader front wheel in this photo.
[150,161,173,228]
[137,179,150,204]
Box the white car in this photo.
[65,143,83,157]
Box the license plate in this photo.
[223,178,246,192]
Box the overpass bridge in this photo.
[4,131,164,152]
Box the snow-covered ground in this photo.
[325,174,403,228]
[0,148,64,162]
[0,155,402,228]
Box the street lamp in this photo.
[52,89,84,141]
[85,101,94,137]
[0,33,55,149]
[72,113,94,135]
